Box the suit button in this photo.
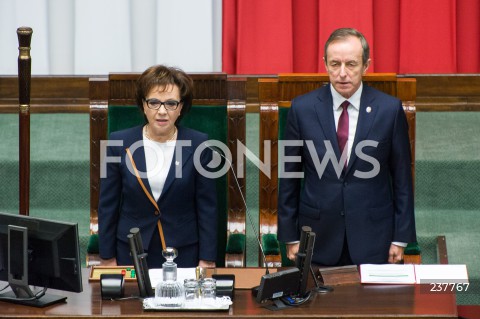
[154,210,160,216]
[340,210,345,216]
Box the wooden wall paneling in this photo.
[190,73,227,105]
[258,77,282,267]
[108,73,139,106]
[225,107,247,267]
[108,73,230,105]
[259,102,281,267]
[397,78,417,188]
[277,73,328,106]
[227,76,247,101]
[225,76,247,267]
[0,76,89,113]
[277,73,398,107]
[414,74,480,111]
[89,78,109,239]
[437,236,449,265]
[2,74,480,113]
[258,78,279,103]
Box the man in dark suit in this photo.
[278,28,416,266]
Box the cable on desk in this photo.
[0,284,10,293]
[280,290,313,306]
[110,295,144,301]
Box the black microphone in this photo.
[204,143,270,275]
[128,227,154,297]
[296,226,333,294]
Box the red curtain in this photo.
[223,0,480,74]
[317,0,375,72]
[222,0,293,74]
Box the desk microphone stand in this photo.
[310,266,334,293]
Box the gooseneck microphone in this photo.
[204,143,270,275]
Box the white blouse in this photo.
[143,135,176,201]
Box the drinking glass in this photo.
[201,278,216,301]
[184,278,199,303]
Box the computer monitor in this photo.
[255,267,301,307]
[255,226,331,310]
[0,212,83,307]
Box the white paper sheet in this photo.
[359,264,469,285]
[360,264,416,284]
[414,264,469,284]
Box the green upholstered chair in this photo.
[258,74,425,266]
[88,73,246,267]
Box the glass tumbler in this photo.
[200,278,216,301]
[184,278,199,303]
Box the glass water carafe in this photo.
[155,247,184,307]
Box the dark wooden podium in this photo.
[0,268,457,318]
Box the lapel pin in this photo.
[366,106,372,113]
[175,161,180,166]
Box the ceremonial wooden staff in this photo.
[17,27,32,216]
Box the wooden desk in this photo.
[0,269,457,318]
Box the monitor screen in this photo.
[255,267,300,304]
[0,212,83,307]
[255,226,320,310]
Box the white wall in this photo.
[0,0,222,75]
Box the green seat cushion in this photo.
[404,242,421,255]
[108,104,228,141]
[226,233,246,254]
[87,234,99,254]
[108,105,145,134]
[262,233,280,256]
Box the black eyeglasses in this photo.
[144,98,182,111]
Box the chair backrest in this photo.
[89,73,247,267]
[258,73,417,266]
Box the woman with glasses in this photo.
[98,65,217,269]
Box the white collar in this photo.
[330,82,363,111]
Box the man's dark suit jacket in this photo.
[278,83,416,265]
[98,125,218,267]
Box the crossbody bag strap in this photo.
[126,147,166,251]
